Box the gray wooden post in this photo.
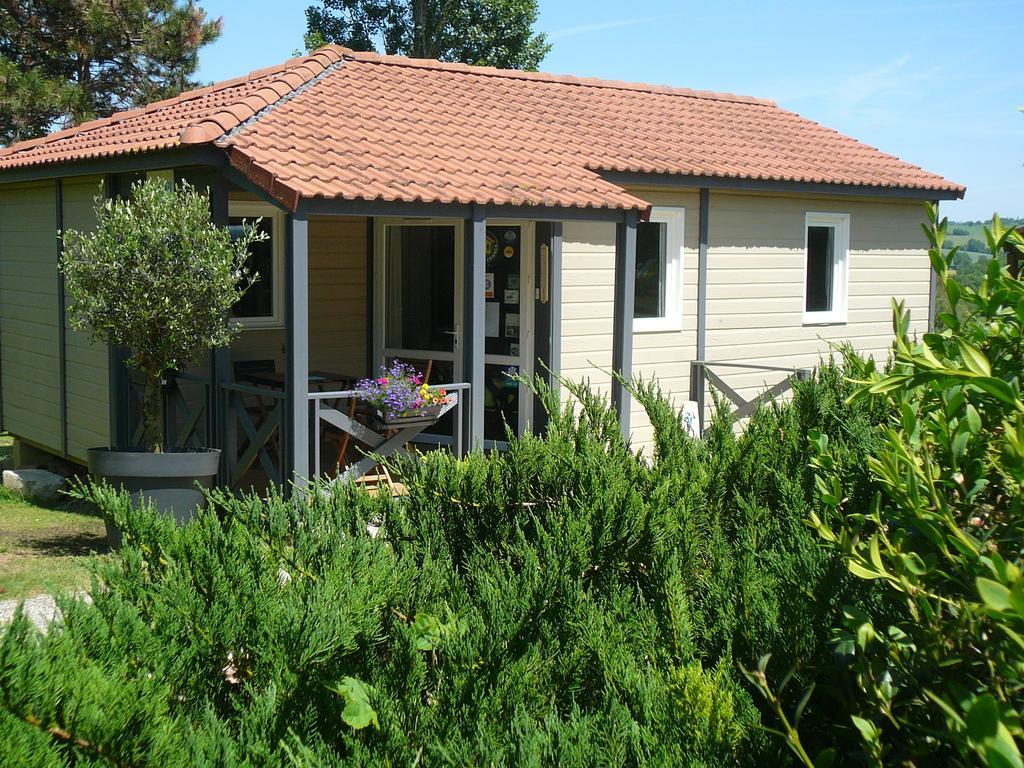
[549,221,563,386]
[611,210,638,439]
[207,175,231,483]
[287,210,310,490]
[462,204,486,450]
[694,188,711,432]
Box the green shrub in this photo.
[0,360,888,765]
[751,207,1024,767]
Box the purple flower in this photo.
[356,361,433,420]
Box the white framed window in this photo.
[803,212,850,325]
[633,206,684,332]
[229,201,285,329]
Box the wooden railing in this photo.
[135,375,472,491]
[308,382,471,483]
[163,372,211,451]
[689,360,812,432]
[221,380,286,488]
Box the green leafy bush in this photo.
[0,361,886,765]
[753,207,1024,767]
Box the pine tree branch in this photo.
[14,710,132,768]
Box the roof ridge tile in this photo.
[0,47,347,161]
[179,53,345,146]
[339,48,775,106]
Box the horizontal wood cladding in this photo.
[61,177,110,460]
[227,215,368,378]
[0,181,61,450]
[700,192,929,410]
[559,189,930,450]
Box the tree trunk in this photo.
[142,374,164,453]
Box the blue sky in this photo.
[196,0,1022,220]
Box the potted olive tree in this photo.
[62,178,263,525]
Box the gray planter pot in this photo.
[87,448,221,545]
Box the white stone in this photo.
[3,468,66,504]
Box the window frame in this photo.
[229,201,285,330]
[633,206,685,333]
[802,211,850,325]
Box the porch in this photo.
[112,173,642,493]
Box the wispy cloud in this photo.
[766,54,941,120]
[548,14,680,41]
[836,54,939,109]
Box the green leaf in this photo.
[978,578,1012,612]
[332,677,379,730]
[924,688,966,729]
[412,612,443,651]
[814,748,836,768]
[848,561,883,580]
[868,536,888,576]
[959,340,992,376]
[851,715,880,744]
[967,694,1024,768]
[793,683,815,726]
[899,552,928,576]
[952,430,970,460]
[965,404,982,434]
[966,694,1000,742]
[971,376,1019,407]
[1010,581,1024,618]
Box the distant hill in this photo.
[945,217,1023,258]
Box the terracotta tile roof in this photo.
[0,48,345,170]
[0,45,964,211]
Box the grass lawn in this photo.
[0,433,109,600]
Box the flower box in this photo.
[356,361,451,430]
[371,400,447,429]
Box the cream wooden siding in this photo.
[309,216,367,375]
[702,192,929,406]
[557,191,929,453]
[61,177,110,459]
[560,221,616,401]
[224,215,368,378]
[559,202,700,453]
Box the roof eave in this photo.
[599,170,965,201]
[0,146,228,184]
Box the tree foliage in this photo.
[0,0,221,145]
[60,178,262,451]
[304,0,550,70]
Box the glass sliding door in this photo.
[375,219,535,449]
[376,220,461,441]
[383,224,457,363]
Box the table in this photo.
[239,370,357,392]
